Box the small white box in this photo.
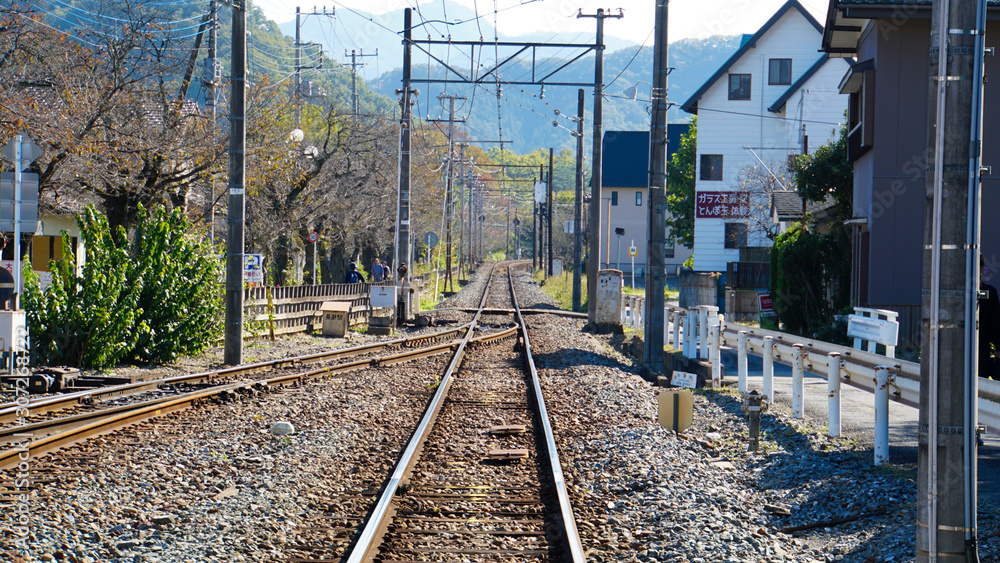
[0,310,27,352]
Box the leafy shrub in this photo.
[770,223,850,336]
[24,205,222,369]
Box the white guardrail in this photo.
[663,305,1000,445]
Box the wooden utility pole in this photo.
[917,0,985,561]
[223,0,247,365]
[578,8,623,326]
[645,0,669,368]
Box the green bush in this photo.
[24,205,222,369]
[770,223,850,336]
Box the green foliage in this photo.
[666,118,697,246]
[24,206,222,369]
[791,122,853,219]
[770,223,851,335]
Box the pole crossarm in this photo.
[403,39,600,87]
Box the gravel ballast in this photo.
[1,263,996,563]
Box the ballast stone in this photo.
[270,421,295,435]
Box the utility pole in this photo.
[467,165,474,270]
[918,0,986,561]
[457,143,466,282]
[224,0,247,365]
[547,147,554,277]
[293,6,331,125]
[429,94,465,291]
[205,0,220,246]
[395,8,416,320]
[345,49,378,117]
[579,8,623,326]
[645,0,669,369]
[573,88,585,312]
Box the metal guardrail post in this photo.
[738,330,748,394]
[792,343,805,419]
[828,352,842,437]
[683,311,693,358]
[763,336,775,401]
[875,366,890,465]
[672,311,681,351]
[699,307,709,360]
[709,323,721,388]
[664,309,672,347]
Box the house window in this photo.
[635,191,642,206]
[728,74,751,100]
[700,154,723,181]
[724,223,747,249]
[847,64,875,161]
[769,59,792,85]
[665,245,675,259]
[611,191,618,206]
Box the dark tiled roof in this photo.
[602,125,690,188]
[681,0,823,114]
[772,190,837,221]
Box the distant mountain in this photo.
[285,5,741,153]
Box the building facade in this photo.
[681,0,851,273]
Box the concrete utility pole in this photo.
[645,0,669,369]
[345,49,378,117]
[917,0,986,561]
[223,0,247,365]
[458,143,466,281]
[573,88,585,312]
[433,94,465,292]
[579,8,623,326]
[395,8,415,319]
[205,0,219,246]
[547,147,554,277]
[293,7,331,125]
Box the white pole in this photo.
[665,309,672,347]
[875,366,890,466]
[672,311,681,351]
[763,336,775,402]
[630,239,635,288]
[683,311,693,358]
[792,343,804,419]
[738,330,748,394]
[699,307,709,359]
[828,352,842,437]
[13,134,23,306]
[710,323,721,388]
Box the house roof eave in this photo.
[680,0,824,113]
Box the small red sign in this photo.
[695,191,750,218]
[308,232,318,243]
[759,293,775,315]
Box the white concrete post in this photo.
[683,312,693,358]
[737,331,748,394]
[699,307,709,359]
[763,336,775,402]
[709,323,721,388]
[828,352,842,437]
[875,366,890,466]
[791,343,804,419]
[672,311,681,352]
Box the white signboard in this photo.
[847,315,899,346]
[370,286,397,308]
[671,370,698,389]
[534,181,547,203]
[243,254,264,284]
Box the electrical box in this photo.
[0,310,26,351]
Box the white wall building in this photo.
[680,0,849,273]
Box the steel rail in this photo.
[0,325,512,471]
[508,264,587,562]
[0,323,471,425]
[344,265,497,563]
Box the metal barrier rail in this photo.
[665,305,1000,435]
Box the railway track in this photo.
[299,263,584,563]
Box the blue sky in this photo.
[253,0,830,44]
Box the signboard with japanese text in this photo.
[244,254,264,284]
[695,191,749,219]
[758,292,775,317]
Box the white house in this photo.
[680,0,850,273]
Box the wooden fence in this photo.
[243,282,393,337]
